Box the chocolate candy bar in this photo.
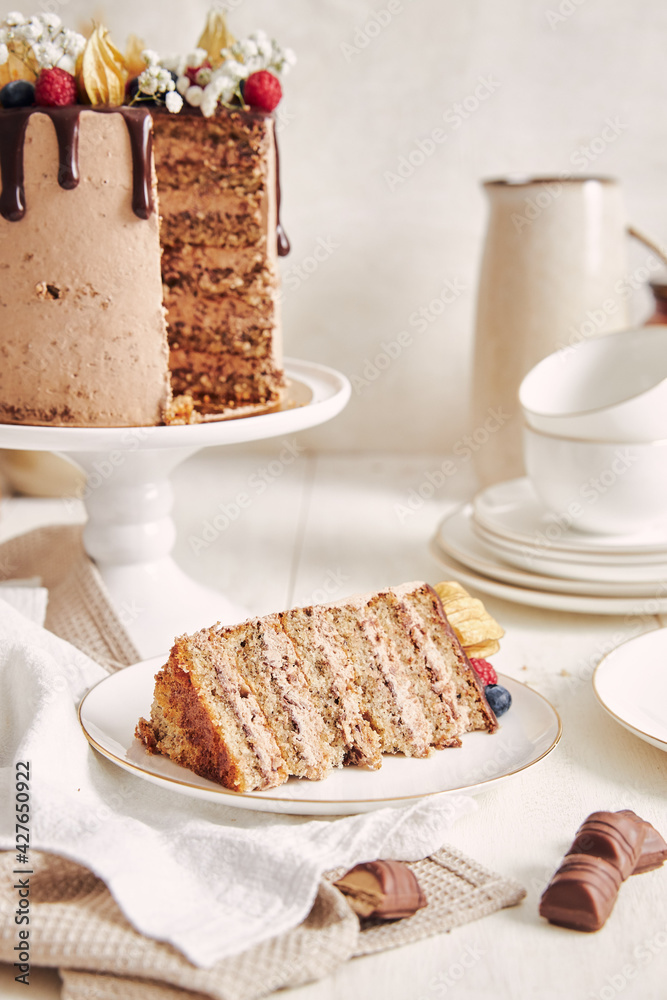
[616,810,667,874]
[538,854,622,932]
[566,810,646,879]
[333,860,427,920]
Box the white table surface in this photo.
[1,448,666,1000]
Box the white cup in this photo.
[519,326,667,441]
[522,424,667,535]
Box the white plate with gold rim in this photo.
[593,628,667,752]
[78,658,562,816]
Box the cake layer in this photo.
[0,108,171,427]
[137,583,498,791]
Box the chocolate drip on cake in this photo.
[272,120,290,256]
[0,106,154,221]
[0,109,32,220]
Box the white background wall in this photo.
[3,0,666,452]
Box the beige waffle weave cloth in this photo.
[0,850,524,1000]
[0,525,525,999]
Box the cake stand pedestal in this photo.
[0,358,350,658]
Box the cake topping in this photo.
[0,78,34,107]
[77,25,127,106]
[483,683,512,717]
[469,656,498,686]
[334,860,427,921]
[243,70,282,112]
[34,66,77,106]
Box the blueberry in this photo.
[484,683,512,717]
[0,80,36,109]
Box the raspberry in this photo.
[186,60,211,85]
[34,68,78,108]
[469,657,498,686]
[243,70,282,112]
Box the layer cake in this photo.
[136,582,499,793]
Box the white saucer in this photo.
[470,519,667,584]
[436,507,667,596]
[473,478,667,555]
[78,658,561,817]
[431,523,667,616]
[593,629,667,751]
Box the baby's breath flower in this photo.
[137,67,159,95]
[165,90,183,114]
[185,47,207,67]
[185,84,203,107]
[176,74,190,96]
[5,12,26,27]
[156,67,175,91]
[141,48,160,67]
[160,52,182,74]
[57,53,75,74]
[41,12,61,30]
[200,88,218,118]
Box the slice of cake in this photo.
[136,582,499,793]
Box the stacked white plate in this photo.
[431,478,667,614]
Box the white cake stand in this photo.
[0,358,350,658]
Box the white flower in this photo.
[176,74,190,96]
[0,42,8,64]
[208,71,237,103]
[141,48,160,67]
[156,67,174,91]
[195,65,212,85]
[235,38,258,62]
[63,30,86,57]
[36,41,61,68]
[16,18,41,42]
[137,68,159,96]
[227,58,247,82]
[185,84,203,107]
[200,88,218,118]
[160,52,182,74]
[165,90,183,114]
[41,13,61,31]
[5,12,26,27]
[185,47,207,67]
[56,53,75,74]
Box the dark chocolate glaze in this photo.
[272,119,290,257]
[0,105,154,222]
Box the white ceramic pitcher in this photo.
[470,176,662,487]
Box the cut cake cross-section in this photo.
[136,582,499,792]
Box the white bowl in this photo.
[519,326,667,440]
[522,425,667,535]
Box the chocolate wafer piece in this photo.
[566,810,646,879]
[539,854,623,932]
[616,810,667,874]
[334,860,427,920]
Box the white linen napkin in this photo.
[0,598,477,969]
